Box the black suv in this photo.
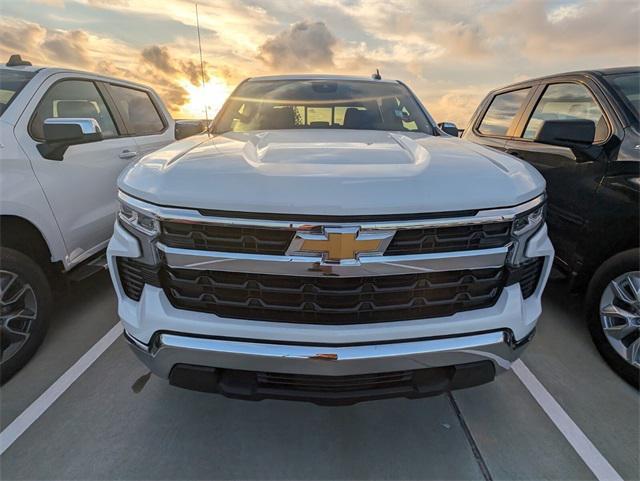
[460,67,639,386]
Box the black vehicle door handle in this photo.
[506,150,523,159]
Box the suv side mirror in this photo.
[37,118,103,161]
[175,119,206,140]
[438,122,460,137]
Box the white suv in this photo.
[0,55,203,381]
[108,74,554,405]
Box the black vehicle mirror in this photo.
[37,118,103,161]
[175,119,207,140]
[438,121,460,137]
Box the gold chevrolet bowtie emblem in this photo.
[298,232,384,261]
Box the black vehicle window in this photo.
[215,80,434,134]
[477,88,531,136]
[30,80,118,140]
[523,83,609,143]
[109,84,165,135]
[606,72,639,120]
[0,69,35,117]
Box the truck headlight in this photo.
[118,200,159,236]
[508,199,546,265]
[512,204,545,236]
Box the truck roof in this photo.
[245,74,399,84]
[0,63,155,91]
[490,66,639,93]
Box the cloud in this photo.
[427,90,486,127]
[0,18,46,53]
[141,45,178,74]
[484,0,640,59]
[87,0,129,5]
[433,22,491,59]
[547,3,583,23]
[180,59,210,86]
[141,45,211,86]
[42,29,91,66]
[258,20,337,69]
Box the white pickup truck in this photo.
[0,55,203,381]
[108,74,554,405]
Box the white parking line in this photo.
[512,359,623,481]
[0,323,627,481]
[0,323,123,455]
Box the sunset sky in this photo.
[1,0,638,126]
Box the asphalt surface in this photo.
[1,272,638,480]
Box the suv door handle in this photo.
[506,150,522,159]
[119,150,138,160]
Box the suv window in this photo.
[108,84,165,135]
[0,69,35,117]
[477,88,531,136]
[606,72,639,120]
[30,80,118,139]
[523,83,609,142]
[31,80,118,140]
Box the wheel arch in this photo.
[0,215,65,275]
[575,230,639,292]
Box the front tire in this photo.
[0,248,52,383]
[586,249,640,388]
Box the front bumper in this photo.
[125,328,533,404]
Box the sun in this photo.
[181,76,230,120]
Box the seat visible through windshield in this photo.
[214,79,434,134]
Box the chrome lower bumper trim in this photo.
[126,329,528,378]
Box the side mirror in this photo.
[37,118,103,161]
[175,119,206,140]
[438,121,460,137]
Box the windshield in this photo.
[606,71,639,121]
[214,79,434,134]
[0,69,36,117]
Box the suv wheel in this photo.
[0,248,52,383]
[586,249,639,388]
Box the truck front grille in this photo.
[160,220,512,256]
[161,267,505,324]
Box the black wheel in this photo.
[586,249,640,388]
[0,247,52,383]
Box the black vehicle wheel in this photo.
[0,248,52,383]
[586,249,640,388]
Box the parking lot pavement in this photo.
[1,273,638,480]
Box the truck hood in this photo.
[119,129,545,215]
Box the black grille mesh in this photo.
[385,222,512,255]
[160,222,295,255]
[116,258,161,301]
[256,371,413,393]
[161,267,505,324]
[518,258,544,299]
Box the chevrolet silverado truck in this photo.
[0,55,203,381]
[108,74,554,405]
